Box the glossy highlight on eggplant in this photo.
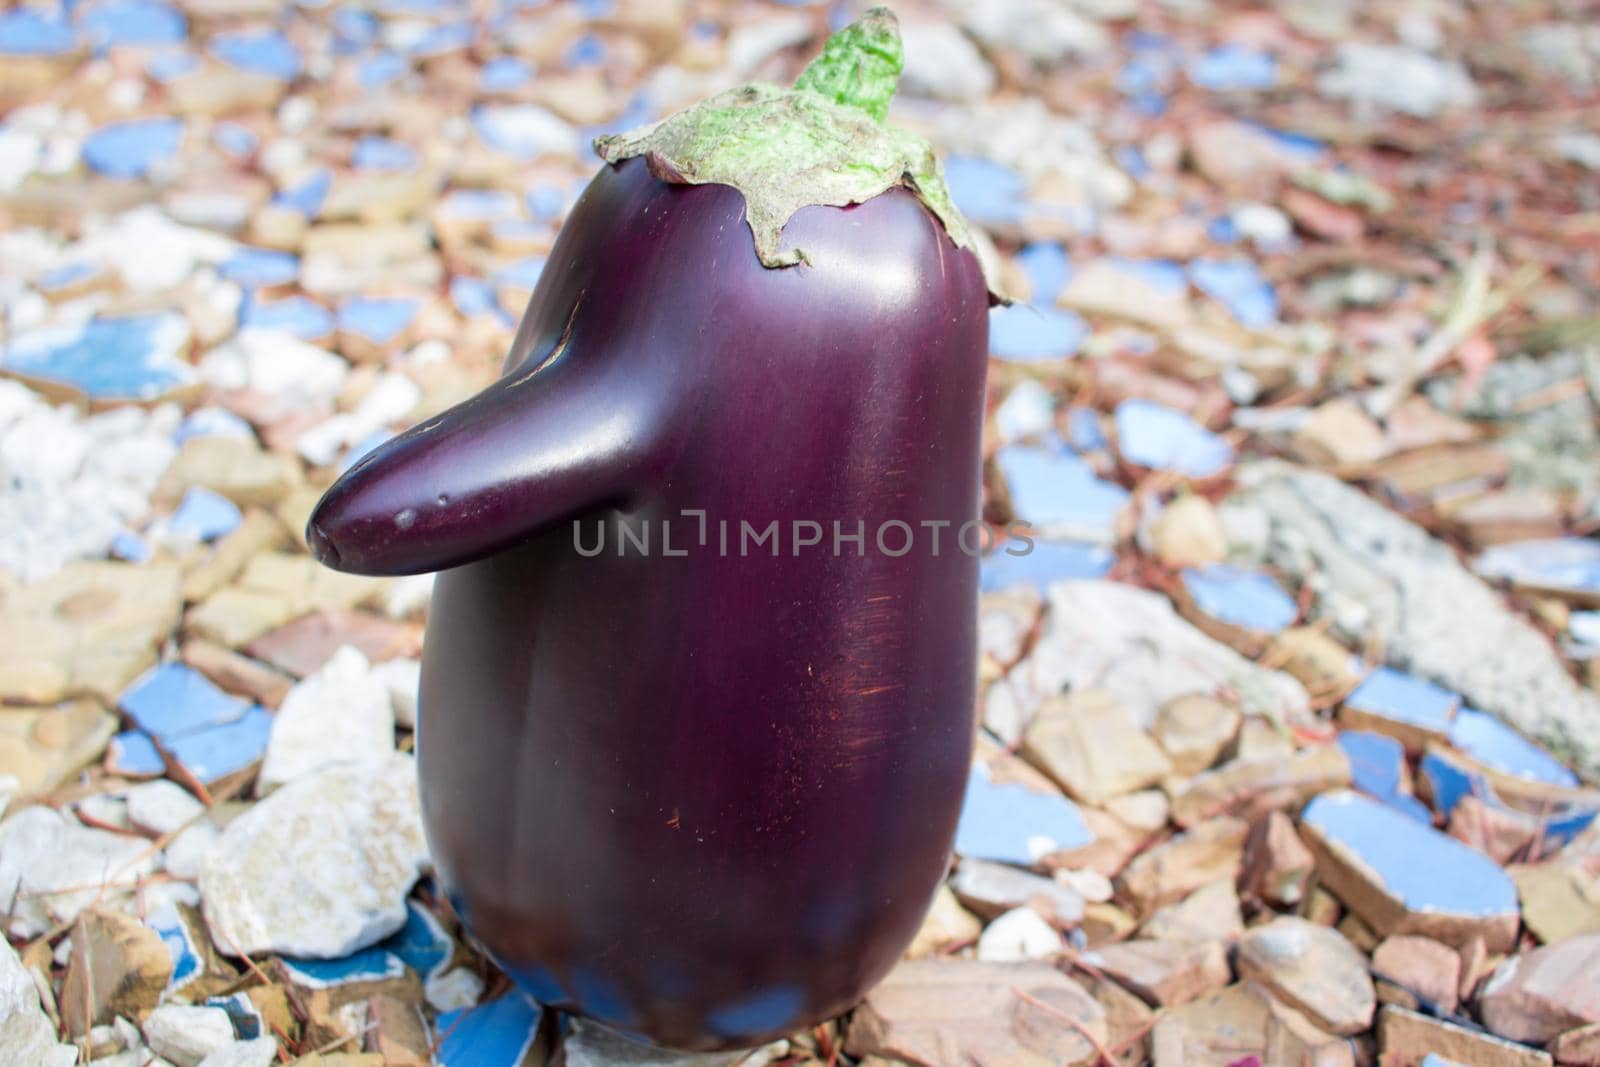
[307,9,991,1051]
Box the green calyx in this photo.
[593,6,1001,300]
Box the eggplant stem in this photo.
[793,6,903,125]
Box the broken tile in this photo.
[1336,730,1432,823]
[1340,667,1459,751]
[997,444,1130,544]
[954,762,1095,867]
[1300,790,1520,950]
[1115,399,1233,478]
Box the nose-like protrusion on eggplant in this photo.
[307,354,657,576]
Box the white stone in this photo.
[125,780,205,836]
[564,1018,747,1067]
[142,1005,235,1067]
[164,821,221,881]
[976,907,1062,962]
[900,20,995,101]
[78,207,234,292]
[959,0,1108,63]
[195,1037,278,1067]
[725,14,813,76]
[0,937,68,1067]
[201,754,428,958]
[425,966,485,1013]
[382,572,435,619]
[198,329,348,413]
[257,646,395,794]
[1002,580,1310,732]
[372,657,422,729]
[296,371,421,466]
[0,806,161,936]
[1318,42,1478,118]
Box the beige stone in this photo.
[157,436,301,509]
[1378,1005,1551,1067]
[61,909,173,1035]
[0,562,181,704]
[905,884,981,960]
[1292,399,1388,468]
[1151,495,1228,569]
[1153,694,1240,777]
[1121,817,1248,915]
[1372,935,1460,1015]
[1150,982,1355,1067]
[1168,743,1350,828]
[1240,810,1315,906]
[1140,880,1242,944]
[0,701,116,798]
[1022,690,1173,805]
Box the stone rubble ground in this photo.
[1,0,1599,1064]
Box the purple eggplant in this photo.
[308,8,998,1051]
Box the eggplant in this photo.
[307,8,998,1051]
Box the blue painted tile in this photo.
[34,261,100,296]
[564,32,604,67]
[220,247,299,289]
[954,764,1094,865]
[1344,667,1458,740]
[1570,610,1600,649]
[1115,145,1151,180]
[1448,708,1579,789]
[1337,731,1431,823]
[111,530,152,564]
[979,540,1114,593]
[1188,44,1277,91]
[121,663,251,742]
[1419,750,1595,849]
[107,730,166,777]
[78,1,185,50]
[525,183,568,220]
[82,117,183,179]
[1106,257,1187,295]
[437,993,542,1067]
[1017,242,1071,306]
[0,9,76,54]
[273,168,331,217]
[450,276,503,319]
[176,406,256,444]
[989,305,1088,362]
[169,487,243,542]
[3,314,194,401]
[1301,790,1518,922]
[149,899,206,993]
[494,257,546,291]
[1181,565,1298,633]
[437,189,519,223]
[342,430,394,472]
[1421,1056,1468,1067]
[281,948,406,989]
[1066,408,1107,453]
[1188,258,1278,329]
[408,20,475,57]
[944,155,1025,228]
[352,135,417,171]
[1252,123,1327,161]
[480,55,532,92]
[1114,399,1232,477]
[145,49,198,82]
[213,122,258,159]
[333,8,377,50]
[357,52,407,90]
[1475,537,1600,598]
[164,706,273,784]
[1207,215,1241,245]
[210,29,301,80]
[205,992,265,1039]
[338,296,418,343]
[382,901,453,981]
[997,444,1130,540]
[241,295,334,340]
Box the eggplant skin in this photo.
[307,157,990,1050]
